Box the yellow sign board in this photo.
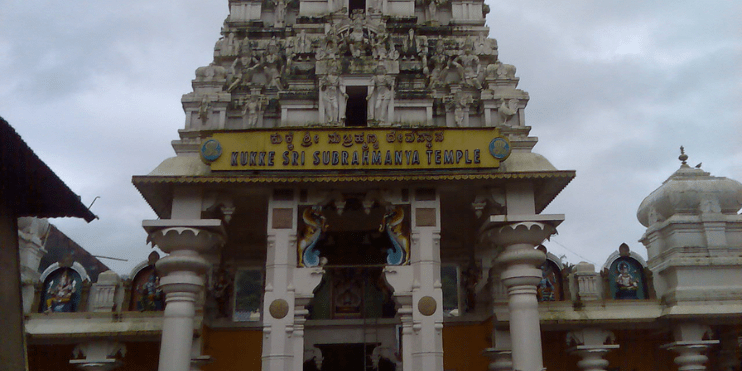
[201,127,510,171]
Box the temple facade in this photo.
[20,1,742,370]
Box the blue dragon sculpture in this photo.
[298,206,328,267]
[379,205,410,265]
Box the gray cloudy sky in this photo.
[1,1,740,274]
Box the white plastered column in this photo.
[662,323,719,371]
[483,220,559,371]
[262,192,325,371]
[566,328,619,371]
[144,220,225,371]
[383,190,444,371]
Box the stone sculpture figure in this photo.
[427,41,449,88]
[224,32,238,56]
[242,95,267,127]
[260,39,285,90]
[371,33,388,60]
[426,0,444,24]
[496,99,517,125]
[198,96,211,122]
[320,66,348,124]
[367,65,394,123]
[227,47,259,92]
[296,30,311,54]
[449,92,473,127]
[348,15,368,58]
[272,0,287,27]
[452,40,481,89]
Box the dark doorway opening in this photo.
[345,86,368,127]
[349,0,365,15]
[315,343,377,371]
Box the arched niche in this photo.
[537,253,564,302]
[602,247,648,300]
[128,263,164,311]
[38,262,88,313]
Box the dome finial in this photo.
[679,146,688,165]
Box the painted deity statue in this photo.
[615,262,639,299]
[137,272,164,311]
[44,271,77,313]
[367,65,394,123]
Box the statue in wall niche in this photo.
[241,94,268,127]
[136,271,164,311]
[614,262,639,299]
[496,98,517,125]
[425,0,445,24]
[43,270,78,313]
[320,65,348,124]
[427,41,449,88]
[368,0,382,13]
[227,47,260,92]
[447,92,473,127]
[198,96,211,122]
[295,30,312,54]
[224,32,238,57]
[452,40,482,89]
[271,0,287,27]
[367,65,395,123]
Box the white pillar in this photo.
[485,221,558,371]
[144,221,225,371]
[566,328,619,371]
[662,324,719,371]
[70,340,126,371]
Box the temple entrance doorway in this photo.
[345,86,368,127]
[312,343,376,371]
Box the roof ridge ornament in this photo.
[679,146,689,166]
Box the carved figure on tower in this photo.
[367,65,395,123]
[453,39,481,89]
[427,41,449,88]
[271,0,287,27]
[320,65,348,124]
[227,45,259,92]
[260,38,286,90]
[241,94,267,128]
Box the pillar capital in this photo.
[483,219,560,249]
[70,340,126,371]
[144,219,225,254]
